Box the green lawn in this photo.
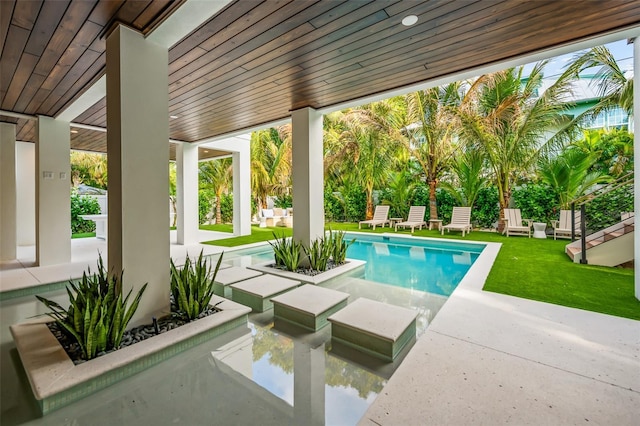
[71,232,96,239]
[202,222,639,320]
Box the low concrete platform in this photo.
[271,284,350,331]
[328,298,418,361]
[213,267,263,298]
[230,274,301,312]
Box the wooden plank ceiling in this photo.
[2,0,640,158]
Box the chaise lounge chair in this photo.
[441,206,472,237]
[551,209,582,240]
[359,205,390,230]
[503,208,532,237]
[395,206,427,233]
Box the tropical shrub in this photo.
[170,251,223,321]
[512,184,559,224]
[71,192,101,234]
[585,186,634,230]
[273,194,293,208]
[36,255,147,360]
[324,188,344,222]
[472,186,500,228]
[270,233,302,271]
[435,188,456,224]
[199,190,214,224]
[219,194,233,223]
[343,185,367,222]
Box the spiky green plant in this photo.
[36,255,147,360]
[328,230,355,265]
[303,237,332,272]
[170,251,223,321]
[269,232,302,271]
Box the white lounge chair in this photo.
[395,206,426,233]
[551,210,582,240]
[503,208,532,237]
[359,205,390,230]
[441,207,472,237]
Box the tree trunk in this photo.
[170,196,177,227]
[215,195,222,224]
[497,190,510,233]
[428,179,438,220]
[366,187,374,220]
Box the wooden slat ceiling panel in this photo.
[5,0,640,153]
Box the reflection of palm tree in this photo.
[251,324,294,374]
[324,354,385,399]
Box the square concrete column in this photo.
[35,117,71,266]
[233,145,251,236]
[0,122,17,260]
[176,143,199,245]
[291,107,324,247]
[634,37,639,300]
[16,141,35,246]
[106,25,170,324]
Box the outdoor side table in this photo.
[533,222,547,239]
[428,219,443,231]
[389,218,403,228]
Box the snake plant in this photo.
[37,255,147,360]
[170,251,223,321]
[269,232,302,271]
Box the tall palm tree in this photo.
[250,126,292,210]
[404,82,463,220]
[562,45,633,123]
[325,98,407,219]
[199,157,233,224]
[456,62,575,231]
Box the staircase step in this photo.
[604,231,623,241]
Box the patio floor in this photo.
[1,232,638,424]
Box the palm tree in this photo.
[562,45,633,123]
[199,157,233,224]
[325,98,407,219]
[404,82,463,220]
[250,126,292,210]
[456,62,575,231]
[70,151,108,189]
[440,148,488,208]
[537,148,610,209]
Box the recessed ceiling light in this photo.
[71,130,79,134]
[402,15,418,26]
[169,115,179,119]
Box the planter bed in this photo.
[10,296,251,415]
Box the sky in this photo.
[523,39,633,79]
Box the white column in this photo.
[16,141,35,245]
[176,143,199,245]
[633,38,640,300]
[233,143,251,236]
[35,117,71,266]
[291,107,324,247]
[0,122,17,260]
[106,25,169,324]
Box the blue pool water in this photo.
[226,234,484,297]
[344,234,484,296]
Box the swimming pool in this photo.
[345,233,484,296]
[225,233,485,297]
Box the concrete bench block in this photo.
[213,267,263,298]
[271,284,350,331]
[328,298,418,361]
[230,274,300,312]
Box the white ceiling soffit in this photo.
[56,0,233,123]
